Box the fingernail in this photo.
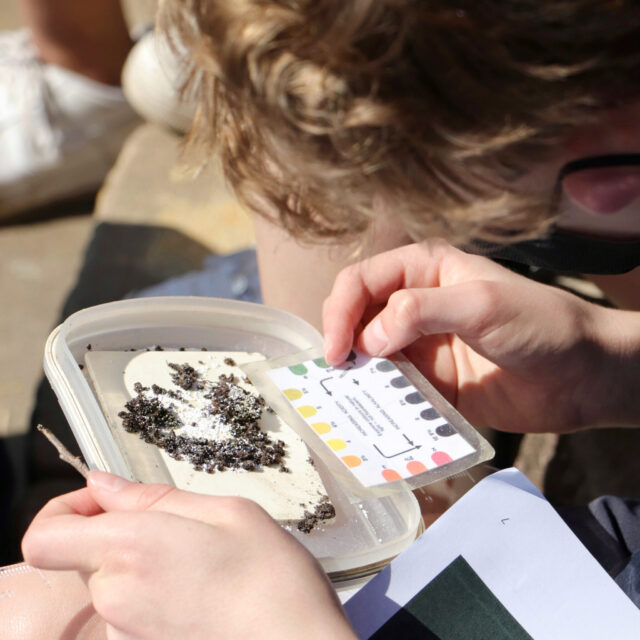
[361,318,389,355]
[323,338,344,366]
[323,337,334,362]
[89,470,130,492]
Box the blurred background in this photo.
[0,0,257,562]
[0,0,253,448]
[2,0,639,565]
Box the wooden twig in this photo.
[36,424,90,479]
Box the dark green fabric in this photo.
[372,556,533,640]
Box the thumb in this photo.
[358,281,506,357]
[87,470,174,511]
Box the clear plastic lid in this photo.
[43,297,423,579]
[245,348,494,498]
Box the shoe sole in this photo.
[0,118,140,220]
[122,33,196,134]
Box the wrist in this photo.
[583,306,640,428]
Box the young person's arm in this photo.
[588,266,640,311]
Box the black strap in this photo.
[559,153,640,180]
[473,229,640,274]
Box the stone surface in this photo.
[514,433,559,492]
[0,216,93,437]
[95,124,255,254]
[0,0,183,439]
[545,429,640,504]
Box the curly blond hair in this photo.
[159,0,640,246]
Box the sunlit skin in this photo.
[323,240,640,434]
[19,472,356,640]
[9,47,640,640]
[322,101,640,436]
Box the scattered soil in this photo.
[118,363,288,474]
[168,362,205,391]
[117,360,334,533]
[297,498,336,533]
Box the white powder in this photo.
[141,374,236,443]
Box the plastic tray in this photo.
[44,297,423,579]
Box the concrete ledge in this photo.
[95,124,255,254]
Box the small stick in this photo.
[36,424,90,479]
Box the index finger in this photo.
[23,510,180,574]
[27,487,104,526]
[323,243,438,365]
[22,488,105,566]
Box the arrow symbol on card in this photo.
[501,518,510,525]
[338,366,354,379]
[352,378,360,385]
[319,378,333,396]
[373,443,422,459]
[403,434,415,446]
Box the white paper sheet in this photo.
[344,468,640,639]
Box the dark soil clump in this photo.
[118,365,288,474]
[296,497,336,533]
[168,362,205,391]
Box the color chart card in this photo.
[266,351,476,488]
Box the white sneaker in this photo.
[121,31,197,134]
[0,30,140,219]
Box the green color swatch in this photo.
[288,363,308,375]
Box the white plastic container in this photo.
[44,297,423,582]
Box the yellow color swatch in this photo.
[297,405,317,418]
[327,439,347,451]
[312,422,331,435]
[284,388,303,401]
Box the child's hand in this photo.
[323,240,640,434]
[22,472,356,640]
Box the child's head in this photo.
[160,0,640,246]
